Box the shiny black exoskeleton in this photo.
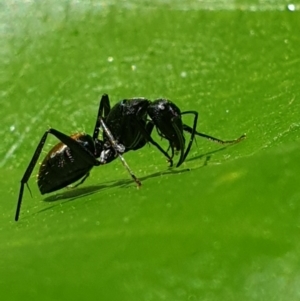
[99,96,176,166]
[15,95,140,221]
[98,95,245,168]
[99,96,195,167]
[16,94,245,221]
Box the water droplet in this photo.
[107,56,114,62]
[10,125,15,132]
[180,71,187,78]
[287,4,296,11]
[131,65,136,71]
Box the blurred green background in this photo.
[1,0,300,300]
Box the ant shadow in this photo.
[186,146,227,164]
[41,168,190,205]
[38,146,229,214]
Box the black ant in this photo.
[15,94,245,221]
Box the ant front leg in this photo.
[136,120,174,167]
[183,124,246,144]
[179,111,199,166]
[169,115,187,168]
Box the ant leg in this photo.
[127,120,174,167]
[92,94,111,140]
[134,120,174,167]
[16,131,49,221]
[169,115,186,167]
[68,172,90,189]
[16,129,100,222]
[99,118,141,187]
[155,126,175,161]
[130,121,154,151]
[183,124,246,144]
[179,110,198,166]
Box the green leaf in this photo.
[1,1,299,300]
